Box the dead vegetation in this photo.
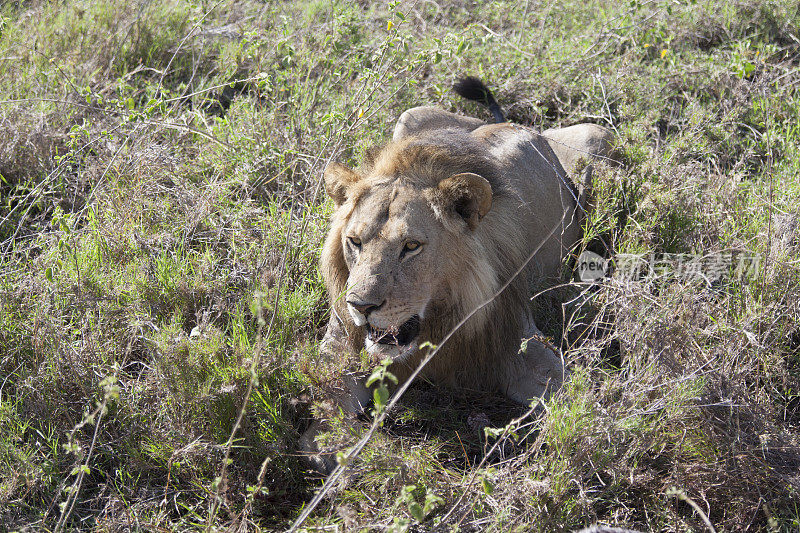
[1,0,800,531]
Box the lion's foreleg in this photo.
[302,313,374,474]
[298,371,373,474]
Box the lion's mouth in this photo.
[366,315,421,346]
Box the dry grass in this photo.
[1,0,800,531]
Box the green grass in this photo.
[1,0,800,530]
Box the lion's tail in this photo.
[453,76,506,123]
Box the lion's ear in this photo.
[436,172,493,230]
[324,162,361,207]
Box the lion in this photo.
[302,80,614,469]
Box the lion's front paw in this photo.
[504,339,567,405]
[298,419,339,475]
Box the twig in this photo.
[157,0,226,92]
[53,389,113,532]
[666,487,717,533]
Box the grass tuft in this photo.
[1,0,800,530]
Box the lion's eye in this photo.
[401,241,422,257]
[348,236,361,248]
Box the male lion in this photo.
[319,77,613,412]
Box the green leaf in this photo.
[70,465,90,476]
[423,492,444,514]
[519,338,529,353]
[366,371,381,387]
[481,476,494,495]
[374,385,389,406]
[484,426,505,439]
[408,501,424,522]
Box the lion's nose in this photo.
[347,298,384,317]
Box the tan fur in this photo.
[319,107,614,404]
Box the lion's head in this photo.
[321,133,508,367]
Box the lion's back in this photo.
[468,123,582,280]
